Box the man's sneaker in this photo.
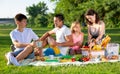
[5,52,12,65]
[9,53,20,66]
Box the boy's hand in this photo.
[30,41,36,47]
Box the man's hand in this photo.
[50,41,57,47]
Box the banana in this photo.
[92,45,102,50]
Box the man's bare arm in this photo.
[57,35,73,47]
[39,30,55,41]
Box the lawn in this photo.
[0,26,120,74]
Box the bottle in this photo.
[47,36,60,55]
[51,46,60,55]
[101,35,111,48]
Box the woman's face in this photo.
[86,14,96,23]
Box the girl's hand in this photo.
[75,41,81,46]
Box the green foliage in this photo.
[26,2,48,17]
[54,0,120,28]
[34,14,48,27]
[0,28,120,74]
[26,2,48,27]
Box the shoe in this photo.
[9,53,20,66]
[5,52,12,65]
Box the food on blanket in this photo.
[81,56,90,62]
[74,54,83,61]
[106,55,119,60]
[82,46,90,50]
[60,55,72,62]
[101,35,111,47]
[60,55,72,59]
[60,59,72,62]
[111,55,118,60]
[83,46,90,48]
[79,56,90,62]
[101,57,108,62]
[35,56,45,61]
[71,57,76,62]
[92,45,102,50]
[45,59,59,62]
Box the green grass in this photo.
[0,26,120,74]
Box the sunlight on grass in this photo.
[0,27,120,74]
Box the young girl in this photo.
[69,21,84,55]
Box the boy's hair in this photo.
[14,13,27,22]
[54,14,64,21]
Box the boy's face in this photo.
[16,19,27,28]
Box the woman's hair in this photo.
[85,9,100,25]
[70,21,81,33]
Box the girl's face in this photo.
[86,14,96,23]
[73,24,81,32]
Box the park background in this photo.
[0,0,120,74]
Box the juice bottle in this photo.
[51,46,60,55]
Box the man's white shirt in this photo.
[52,25,71,55]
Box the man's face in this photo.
[54,17,62,28]
[16,19,27,28]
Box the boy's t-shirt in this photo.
[10,28,39,49]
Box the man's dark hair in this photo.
[15,13,27,21]
[54,14,64,21]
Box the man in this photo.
[5,13,39,66]
[40,14,73,55]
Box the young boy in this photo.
[5,13,39,66]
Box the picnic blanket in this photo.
[19,55,120,66]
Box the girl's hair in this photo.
[70,21,81,33]
[85,9,100,25]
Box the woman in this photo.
[85,9,105,46]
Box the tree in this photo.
[53,0,120,28]
[34,14,48,27]
[26,2,48,27]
